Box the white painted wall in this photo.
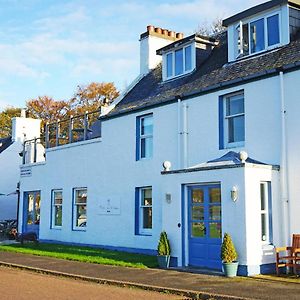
[0,117,41,221]
[18,68,300,274]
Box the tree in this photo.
[195,17,226,36]
[70,82,119,115]
[26,96,71,130]
[0,107,22,138]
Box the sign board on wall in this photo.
[20,167,32,177]
[98,198,121,215]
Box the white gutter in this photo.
[177,98,182,169]
[182,102,189,169]
[279,71,290,246]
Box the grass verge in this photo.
[0,243,157,269]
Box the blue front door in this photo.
[188,184,222,270]
[23,191,41,236]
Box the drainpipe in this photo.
[182,103,189,169]
[177,98,182,169]
[279,71,290,246]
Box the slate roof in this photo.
[106,33,300,119]
[0,137,13,154]
[161,151,280,175]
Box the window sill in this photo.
[72,227,87,232]
[51,227,62,230]
[262,243,274,250]
[225,141,245,149]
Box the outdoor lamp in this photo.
[231,186,238,202]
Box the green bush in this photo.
[221,233,238,263]
[157,231,171,256]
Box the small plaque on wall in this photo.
[98,198,121,215]
[20,167,32,177]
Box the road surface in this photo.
[0,266,184,300]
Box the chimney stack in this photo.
[140,25,184,76]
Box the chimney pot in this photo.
[162,29,168,35]
[176,32,183,39]
[147,25,154,32]
[168,30,175,38]
[155,27,162,34]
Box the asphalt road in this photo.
[0,267,183,300]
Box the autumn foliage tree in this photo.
[70,82,119,115]
[0,82,119,137]
[0,107,22,138]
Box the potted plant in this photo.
[157,231,171,269]
[221,233,238,277]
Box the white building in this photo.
[0,113,41,221]
[19,0,300,275]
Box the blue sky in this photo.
[0,0,264,110]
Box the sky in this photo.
[0,0,265,110]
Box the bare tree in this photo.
[195,17,226,36]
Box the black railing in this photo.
[22,137,46,165]
[22,110,102,164]
[45,110,101,148]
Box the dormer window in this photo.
[165,44,193,79]
[235,12,280,58]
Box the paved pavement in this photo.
[0,251,299,300]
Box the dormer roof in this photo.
[156,34,218,55]
[104,33,300,119]
[223,0,300,26]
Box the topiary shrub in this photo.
[157,231,171,256]
[221,233,238,263]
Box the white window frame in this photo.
[223,92,245,148]
[73,188,87,231]
[51,189,63,229]
[235,10,281,59]
[139,187,152,235]
[260,182,271,244]
[163,43,195,80]
[139,114,153,160]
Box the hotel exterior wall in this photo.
[18,69,299,272]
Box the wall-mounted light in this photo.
[231,186,238,202]
[162,161,172,171]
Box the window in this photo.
[289,7,300,41]
[51,190,62,228]
[222,92,245,147]
[73,188,87,229]
[260,182,272,243]
[235,13,280,58]
[135,187,152,235]
[165,44,194,79]
[136,114,153,160]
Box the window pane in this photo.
[54,191,62,205]
[167,53,173,77]
[175,49,183,76]
[141,116,153,135]
[209,188,221,203]
[242,23,249,55]
[261,214,267,241]
[76,205,86,227]
[76,189,87,204]
[35,193,41,225]
[228,115,245,143]
[191,222,205,237]
[267,14,280,46]
[192,189,204,203]
[192,206,204,220]
[55,206,62,226]
[142,188,152,206]
[250,18,265,53]
[209,206,221,220]
[27,194,34,225]
[260,183,266,210]
[226,95,244,116]
[184,45,192,71]
[143,207,152,229]
[209,222,222,238]
[141,137,153,158]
